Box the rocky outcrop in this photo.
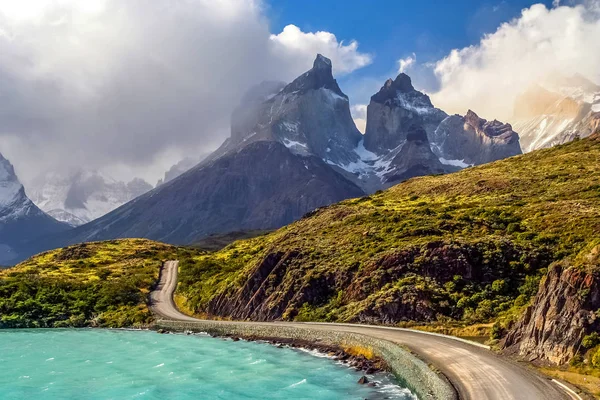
[229,80,286,145]
[432,110,522,166]
[502,248,600,365]
[205,239,542,324]
[364,73,447,154]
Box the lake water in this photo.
[0,329,416,400]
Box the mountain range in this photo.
[29,170,153,227]
[511,74,600,152]
[5,54,598,264]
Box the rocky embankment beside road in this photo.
[502,246,600,366]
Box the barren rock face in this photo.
[432,110,522,166]
[216,54,362,167]
[502,251,600,365]
[364,74,447,154]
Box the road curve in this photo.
[151,261,575,400]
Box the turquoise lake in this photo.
[0,329,416,399]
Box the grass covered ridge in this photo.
[177,135,600,330]
[0,239,201,328]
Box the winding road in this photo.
[151,260,581,400]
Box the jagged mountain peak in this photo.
[282,54,346,98]
[313,53,332,69]
[371,73,421,105]
[0,152,69,264]
[364,73,446,154]
[464,109,516,140]
[0,152,17,182]
[210,54,360,167]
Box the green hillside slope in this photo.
[0,239,201,328]
[176,135,600,331]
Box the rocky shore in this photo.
[154,321,457,400]
[159,328,389,385]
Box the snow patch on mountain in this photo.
[282,138,310,155]
[439,157,471,168]
[325,139,395,181]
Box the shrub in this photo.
[582,332,600,349]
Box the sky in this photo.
[0,0,598,187]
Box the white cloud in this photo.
[398,54,416,74]
[0,1,371,184]
[351,104,368,134]
[269,24,372,76]
[429,2,600,121]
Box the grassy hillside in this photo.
[177,135,600,331]
[0,239,201,328]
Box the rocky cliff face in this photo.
[382,128,449,184]
[212,55,362,167]
[502,248,600,365]
[433,110,522,166]
[205,239,539,323]
[364,73,447,154]
[0,153,69,264]
[358,73,519,188]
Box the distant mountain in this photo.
[0,152,69,264]
[22,55,522,261]
[432,110,521,166]
[29,170,153,226]
[512,76,600,152]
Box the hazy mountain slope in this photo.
[176,135,599,329]
[0,153,69,264]
[40,141,363,248]
[512,78,600,152]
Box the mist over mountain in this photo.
[511,75,600,152]
[29,170,153,226]
[0,153,68,264]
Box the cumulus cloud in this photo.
[269,24,372,75]
[398,54,416,74]
[430,1,600,121]
[0,0,371,185]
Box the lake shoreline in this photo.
[154,320,457,400]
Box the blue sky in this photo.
[265,0,556,99]
[266,0,554,75]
